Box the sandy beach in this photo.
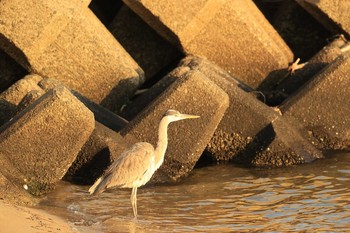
[0,201,78,233]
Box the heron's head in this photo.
[163,109,200,123]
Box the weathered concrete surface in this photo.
[0,86,95,195]
[249,116,323,167]
[121,70,229,183]
[122,0,293,89]
[0,0,144,111]
[109,5,183,80]
[0,49,27,93]
[65,122,135,185]
[0,74,43,106]
[281,54,350,150]
[38,78,129,132]
[161,57,322,167]
[296,0,350,36]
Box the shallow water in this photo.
[40,151,350,232]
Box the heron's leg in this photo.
[131,187,138,217]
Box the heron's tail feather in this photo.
[89,172,113,195]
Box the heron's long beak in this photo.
[179,114,200,119]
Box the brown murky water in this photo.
[40,151,350,232]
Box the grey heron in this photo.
[89,109,200,217]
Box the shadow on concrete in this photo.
[232,123,275,166]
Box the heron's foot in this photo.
[288,58,307,75]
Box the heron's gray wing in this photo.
[89,142,155,194]
[105,142,155,189]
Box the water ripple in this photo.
[40,152,350,232]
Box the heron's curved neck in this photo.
[154,117,170,169]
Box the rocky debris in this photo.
[108,5,183,80]
[121,70,229,183]
[296,0,350,36]
[0,0,144,112]
[122,0,293,89]
[281,54,350,150]
[0,86,95,195]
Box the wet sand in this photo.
[0,201,78,233]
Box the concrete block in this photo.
[273,37,346,100]
[65,121,134,184]
[120,56,252,120]
[121,70,229,183]
[119,65,189,120]
[0,0,145,111]
[0,74,43,125]
[0,49,27,93]
[0,74,43,106]
[122,0,293,88]
[161,56,322,167]
[0,75,127,131]
[0,86,95,195]
[249,116,323,167]
[38,78,128,132]
[108,5,182,80]
[123,56,322,167]
[281,54,350,150]
[296,0,350,36]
